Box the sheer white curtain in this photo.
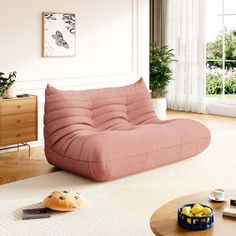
[162,0,206,113]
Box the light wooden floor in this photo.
[0,110,235,185]
[0,147,58,185]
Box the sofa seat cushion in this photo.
[44,79,210,181]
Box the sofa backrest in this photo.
[44,78,157,142]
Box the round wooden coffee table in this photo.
[150,190,236,236]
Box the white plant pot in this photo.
[3,86,15,99]
[152,98,167,120]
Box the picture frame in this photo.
[42,12,76,57]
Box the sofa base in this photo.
[45,134,210,181]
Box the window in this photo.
[206,0,236,100]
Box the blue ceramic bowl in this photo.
[178,203,214,230]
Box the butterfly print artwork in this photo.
[43,12,75,56]
[52,31,69,49]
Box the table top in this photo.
[150,190,236,236]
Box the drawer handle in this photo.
[16,119,22,123]
[17,105,22,109]
[16,134,22,138]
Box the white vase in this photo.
[3,86,15,99]
[152,98,167,120]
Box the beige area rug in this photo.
[0,128,236,236]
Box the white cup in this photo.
[211,189,225,200]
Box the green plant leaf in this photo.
[0,71,17,97]
[150,43,176,98]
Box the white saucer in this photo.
[209,193,226,202]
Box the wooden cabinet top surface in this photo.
[0,95,37,103]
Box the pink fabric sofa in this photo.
[44,79,210,181]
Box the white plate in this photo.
[209,193,226,202]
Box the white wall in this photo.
[0,0,149,147]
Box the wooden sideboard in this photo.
[0,96,38,154]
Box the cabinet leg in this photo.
[27,143,31,157]
[0,143,31,157]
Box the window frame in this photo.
[206,0,236,101]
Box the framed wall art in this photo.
[42,12,76,57]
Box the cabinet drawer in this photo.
[0,97,36,115]
[1,112,37,130]
[0,126,37,146]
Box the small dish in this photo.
[209,193,226,202]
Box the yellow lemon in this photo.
[191,203,203,214]
[195,212,203,217]
[202,207,212,215]
[194,212,202,223]
[182,206,191,215]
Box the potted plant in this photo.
[150,43,176,119]
[0,71,17,99]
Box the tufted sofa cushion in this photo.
[44,79,210,181]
